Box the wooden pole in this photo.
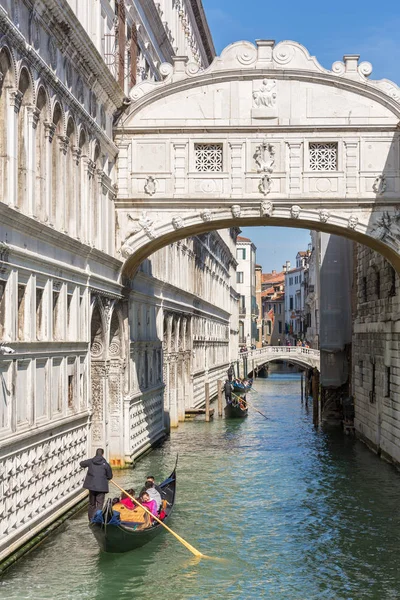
[205,382,210,422]
[301,371,304,403]
[252,359,255,379]
[217,379,223,417]
[312,368,319,426]
[110,480,206,558]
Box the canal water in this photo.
[2,373,400,600]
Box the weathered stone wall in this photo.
[353,244,400,464]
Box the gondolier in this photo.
[80,448,113,520]
[223,379,233,402]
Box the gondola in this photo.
[89,466,177,553]
[232,378,253,395]
[224,399,248,419]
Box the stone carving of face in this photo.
[291,205,301,219]
[348,215,358,230]
[200,210,212,222]
[261,201,273,217]
[172,216,184,230]
[231,205,241,218]
[319,209,330,223]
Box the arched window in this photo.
[35,86,48,221]
[51,102,63,228]
[0,48,13,204]
[17,67,33,211]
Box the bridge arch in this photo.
[115,39,400,279]
[241,347,320,374]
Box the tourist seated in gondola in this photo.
[138,490,158,518]
[144,480,162,512]
[146,475,163,497]
[120,489,136,510]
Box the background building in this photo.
[284,252,309,344]
[236,236,258,348]
[261,270,285,346]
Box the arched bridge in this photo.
[239,346,320,373]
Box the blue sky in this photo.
[202,0,400,272]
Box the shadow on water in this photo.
[2,374,400,599]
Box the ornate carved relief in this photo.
[172,216,184,230]
[254,140,275,195]
[231,204,241,218]
[348,215,359,230]
[261,201,274,217]
[252,79,277,118]
[200,209,212,222]
[372,211,400,246]
[144,176,157,196]
[319,209,330,223]
[291,205,301,219]
[372,175,387,196]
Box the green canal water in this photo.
[2,373,400,600]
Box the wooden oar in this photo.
[231,392,269,421]
[110,480,206,558]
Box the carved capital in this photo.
[26,104,41,129]
[58,135,69,155]
[44,120,56,142]
[9,89,23,113]
[72,145,82,164]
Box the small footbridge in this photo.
[239,346,320,374]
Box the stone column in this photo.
[57,135,68,232]
[90,361,109,454]
[7,89,23,209]
[26,105,40,217]
[44,121,56,224]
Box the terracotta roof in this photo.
[297,251,308,256]
[262,271,285,284]
[237,236,251,242]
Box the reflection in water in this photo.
[1,373,400,599]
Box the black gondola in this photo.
[232,378,253,395]
[224,399,248,419]
[89,466,177,553]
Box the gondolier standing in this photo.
[223,379,233,404]
[227,364,235,382]
[80,448,113,520]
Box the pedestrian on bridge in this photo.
[80,448,113,520]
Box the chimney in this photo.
[272,270,276,275]
[283,264,287,273]
[286,261,291,271]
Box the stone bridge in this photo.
[115,39,400,278]
[240,346,320,373]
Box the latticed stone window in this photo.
[195,144,223,172]
[309,142,338,171]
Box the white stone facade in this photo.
[353,245,400,463]
[0,0,226,563]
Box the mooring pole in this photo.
[312,368,319,426]
[301,371,304,403]
[217,379,223,417]
[252,359,255,379]
[205,382,210,422]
